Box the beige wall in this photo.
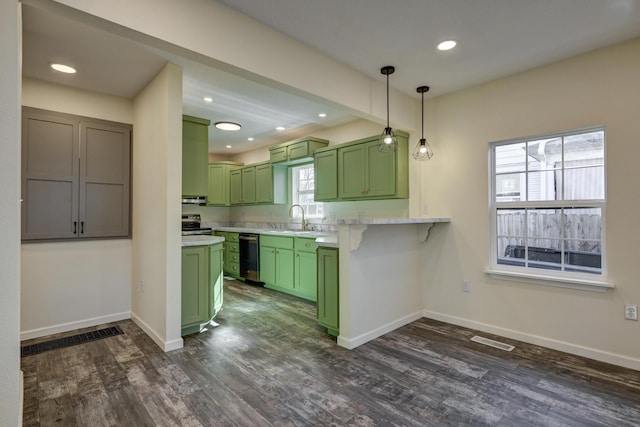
[132,63,183,351]
[0,1,22,424]
[20,78,133,339]
[421,38,640,369]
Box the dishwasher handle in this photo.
[239,234,259,242]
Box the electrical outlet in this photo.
[422,204,429,215]
[358,212,365,220]
[462,280,471,293]
[327,212,336,221]
[625,304,638,321]
[140,280,145,293]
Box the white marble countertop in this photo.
[181,235,225,247]
[315,235,338,248]
[337,217,450,225]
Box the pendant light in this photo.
[377,65,398,153]
[412,85,434,161]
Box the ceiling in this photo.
[21,0,640,154]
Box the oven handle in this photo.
[239,234,259,242]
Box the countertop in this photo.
[213,226,330,238]
[181,235,225,247]
[336,217,450,225]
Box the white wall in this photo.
[20,79,133,339]
[422,38,640,369]
[131,63,183,351]
[0,1,22,424]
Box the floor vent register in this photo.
[21,326,124,357]
[470,335,515,352]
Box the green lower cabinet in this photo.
[293,237,318,301]
[260,235,295,294]
[317,247,339,336]
[181,243,224,336]
[214,231,241,279]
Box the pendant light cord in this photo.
[386,72,390,128]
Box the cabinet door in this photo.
[288,141,309,161]
[295,251,317,301]
[210,243,224,318]
[254,163,273,204]
[181,246,209,334]
[275,248,295,290]
[22,110,80,240]
[229,169,243,205]
[270,146,287,163]
[259,245,277,285]
[182,117,209,197]
[241,166,256,204]
[208,164,228,206]
[80,119,131,238]
[317,247,339,334]
[314,150,337,201]
[338,144,367,199]
[366,141,396,197]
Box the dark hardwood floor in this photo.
[22,279,640,426]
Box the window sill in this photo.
[485,268,614,293]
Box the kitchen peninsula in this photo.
[332,217,450,349]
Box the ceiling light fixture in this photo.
[50,63,76,74]
[378,65,398,153]
[247,137,254,141]
[276,126,285,131]
[412,86,434,161]
[215,121,241,131]
[226,145,232,149]
[318,113,327,118]
[203,97,213,102]
[437,40,457,51]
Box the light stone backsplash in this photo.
[202,221,337,233]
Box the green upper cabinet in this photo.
[208,162,243,206]
[315,131,408,202]
[269,137,329,164]
[231,162,286,205]
[182,115,210,197]
[314,149,337,201]
[241,166,256,204]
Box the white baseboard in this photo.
[423,310,640,372]
[20,311,131,341]
[130,312,183,352]
[337,310,424,350]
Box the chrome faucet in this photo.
[289,204,307,231]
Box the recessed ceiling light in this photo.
[437,40,457,51]
[203,97,213,102]
[276,126,285,131]
[226,145,232,149]
[247,137,254,141]
[215,121,241,131]
[50,63,76,74]
[318,113,327,118]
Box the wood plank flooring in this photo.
[22,279,640,426]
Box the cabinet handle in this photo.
[296,254,299,257]
[305,243,311,247]
[73,221,77,234]
[81,221,85,234]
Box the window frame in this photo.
[290,162,324,219]
[487,125,613,292]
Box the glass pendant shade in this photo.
[413,85,434,161]
[412,138,434,160]
[378,127,398,153]
[378,66,398,152]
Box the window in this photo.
[291,163,324,218]
[489,127,605,278]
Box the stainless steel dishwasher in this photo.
[239,233,260,282]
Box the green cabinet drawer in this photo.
[228,261,240,276]
[228,242,240,253]
[227,233,239,243]
[227,252,239,264]
[295,237,317,253]
[260,234,294,249]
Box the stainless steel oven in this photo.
[239,233,260,282]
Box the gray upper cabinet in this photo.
[22,107,132,241]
